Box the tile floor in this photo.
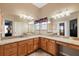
[28,50,51,56]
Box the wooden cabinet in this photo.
[18,40,27,56]
[3,43,17,56]
[1,37,79,56]
[27,39,34,54]
[0,37,58,56]
[40,37,48,51]
[0,38,38,56]
[47,40,58,55]
[33,37,39,51]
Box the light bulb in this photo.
[29,21,34,24]
[52,16,57,19]
[48,21,51,23]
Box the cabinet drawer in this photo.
[68,44,79,50]
[28,39,33,43]
[56,42,69,46]
[18,40,27,46]
[34,37,39,40]
[57,41,79,50]
[4,43,17,49]
[51,40,55,43]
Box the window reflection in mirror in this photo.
[59,23,65,36]
[5,20,12,37]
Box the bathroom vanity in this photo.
[0,35,79,56]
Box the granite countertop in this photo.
[0,34,79,46]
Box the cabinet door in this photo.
[40,38,47,51]
[4,43,17,56]
[33,38,39,51]
[0,46,4,56]
[27,39,34,54]
[40,38,44,49]
[47,40,57,55]
[18,40,27,56]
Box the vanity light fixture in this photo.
[19,14,34,20]
[29,21,34,24]
[48,21,51,24]
[27,16,34,20]
[19,14,27,19]
[52,9,73,19]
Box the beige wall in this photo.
[40,3,79,17]
[0,3,40,20]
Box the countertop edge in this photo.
[0,35,79,46]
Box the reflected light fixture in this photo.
[52,9,73,19]
[48,21,51,24]
[29,21,34,24]
[19,14,34,20]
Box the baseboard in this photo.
[26,49,39,56]
[41,49,70,56]
[40,49,54,56]
[26,48,70,56]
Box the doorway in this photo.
[70,19,77,37]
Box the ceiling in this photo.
[32,3,47,8]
